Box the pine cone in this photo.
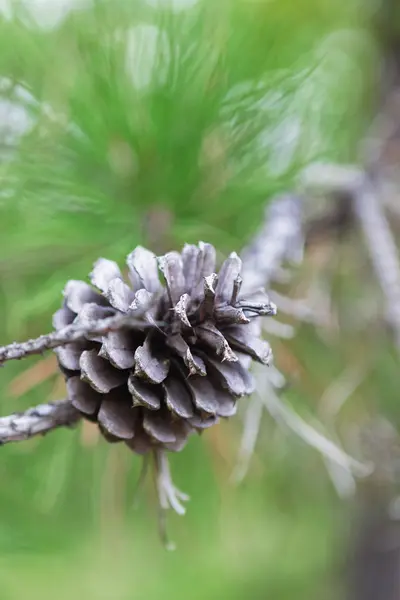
[54,243,276,454]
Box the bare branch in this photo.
[153,449,189,550]
[231,395,263,484]
[269,290,330,328]
[353,178,400,348]
[318,365,367,499]
[262,318,295,339]
[254,364,372,478]
[301,162,400,349]
[0,313,154,365]
[240,194,304,292]
[0,399,81,445]
[319,365,366,422]
[233,196,304,482]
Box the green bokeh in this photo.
[0,1,377,598]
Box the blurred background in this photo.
[1,0,400,598]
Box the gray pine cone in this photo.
[54,243,276,454]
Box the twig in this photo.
[132,454,150,509]
[232,364,286,482]
[318,365,367,499]
[240,194,304,292]
[0,399,81,445]
[319,364,366,422]
[230,395,264,484]
[262,318,295,339]
[322,456,357,499]
[254,364,372,478]
[0,313,154,364]
[153,449,189,550]
[232,195,304,482]
[269,290,330,328]
[301,162,400,349]
[353,178,400,349]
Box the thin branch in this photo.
[232,196,304,482]
[153,449,189,550]
[262,318,295,339]
[318,365,366,499]
[0,399,81,445]
[240,194,304,292]
[154,449,189,516]
[0,313,154,364]
[353,178,400,349]
[357,80,400,349]
[301,162,400,349]
[322,456,357,499]
[231,395,264,484]
[319,364,366,422]
[269,290,330,328]
[254,364,372,478]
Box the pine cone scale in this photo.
[80,349,127,393]
[181,244,201,292]
[215,252,242,304]
[90,258,123,293]
[64,280,107,313]
[67,376,101,416]
[128,376,162,411]
[183,375,218,415]
[163,377,194,419]
[143,410,178,444]
[222,326,272,365]
[127,246,161,293]
[98,330,137,370]
[55,341,89,371]
[97,389,136,440]
[133,335,170,384]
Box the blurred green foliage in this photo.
[0,0,378,598]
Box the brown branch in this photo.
[0,399,81,445]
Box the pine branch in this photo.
[0,195,305,448]
[0,399,81,445]
[0,196,303,367]
[0,313,155,364]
